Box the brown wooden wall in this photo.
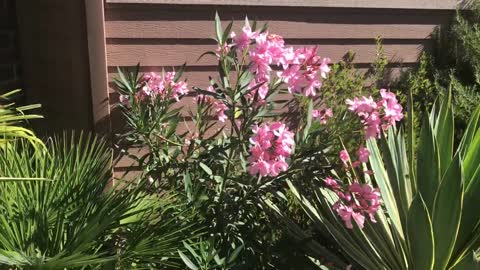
[0,0,21,93]
[16,0,94,134]
[104,3,453,133]
[103,2,454,172]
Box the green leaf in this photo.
[434,86,454,177]
[432,155,463,270]
[458,105,480,158]
[455,128,480,257]
[303,98,313,141]
[199,162,213,176]
[416,116,440,211]
[227,245,243,264]
[407,88,417,193]
[367,139,403,234]
[222,20,234,45]
[178,250,199,270]
[450,252,479,270]
[214,12,222,43]
[407,194,434,270]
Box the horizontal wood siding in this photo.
[104,3,452,171]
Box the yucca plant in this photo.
[0,133,200,269]
[271,88,480,270]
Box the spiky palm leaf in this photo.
[0,133,200,269]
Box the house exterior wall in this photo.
[103,1,455,171]
[11,0,458,139]
[15,0,94,134]
[104,2,453,132]
[0,0,21,93]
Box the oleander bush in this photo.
[113,14,408,269]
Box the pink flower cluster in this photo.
[277,47,331,97]
[325,177,381,229]
[230,19,331,100]
[196,85,229,122]
[248,122,295,177]
[312,108,333,124]
[136,72,189,102]
[339,146,370,168]
[346,89,403,139]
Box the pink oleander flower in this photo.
[248,122,294,177]
[356,146,370,163]
[277,46,328,97]
[215,102,228,122]
[230,17,257,50]
[312,108,333,124]
[379,88,403,125]
[329,182,381,229]
[339,150,350,164]
[334,203,366,229]
[140,71,189,101]
[195,85,228,122]
[324,176,339,189]
[346,90,403,139]
[346,96,377,117]
[119,94,129,105]
[320,58,331,79]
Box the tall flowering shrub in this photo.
[114,14,400,269]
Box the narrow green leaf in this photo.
[178,250,199,270]
[416,116,440,211]
[450,252,479,270]
[432,155,463,270]
[303,98,313,141]
[407,88,417,193]
[227,245,243,264]
[199,162,212,176]
[434,86,454,177]
[455,128,480,257]
[222,20,234,45]
[367,139,403,235]
[407,194,434,270]
[214,12,222,43]
[458,105,480,158]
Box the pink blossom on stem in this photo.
[230,17,257,50]
[215,102,228,122]
[248,122,294,177]
[356,146,370,163]
[346,90,403,139]
[328,181,382,229]
[324,176,339,189]
[140,71,189,101]
[320,58,331,79]
[339,150,350,164]
[312,108,333,124]
[379,88,404,125]
[119,94,129,105]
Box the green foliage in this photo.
[0,133,200,269]
[0,89,43,150]
[400,3,480,138]
[279,90,480,269]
